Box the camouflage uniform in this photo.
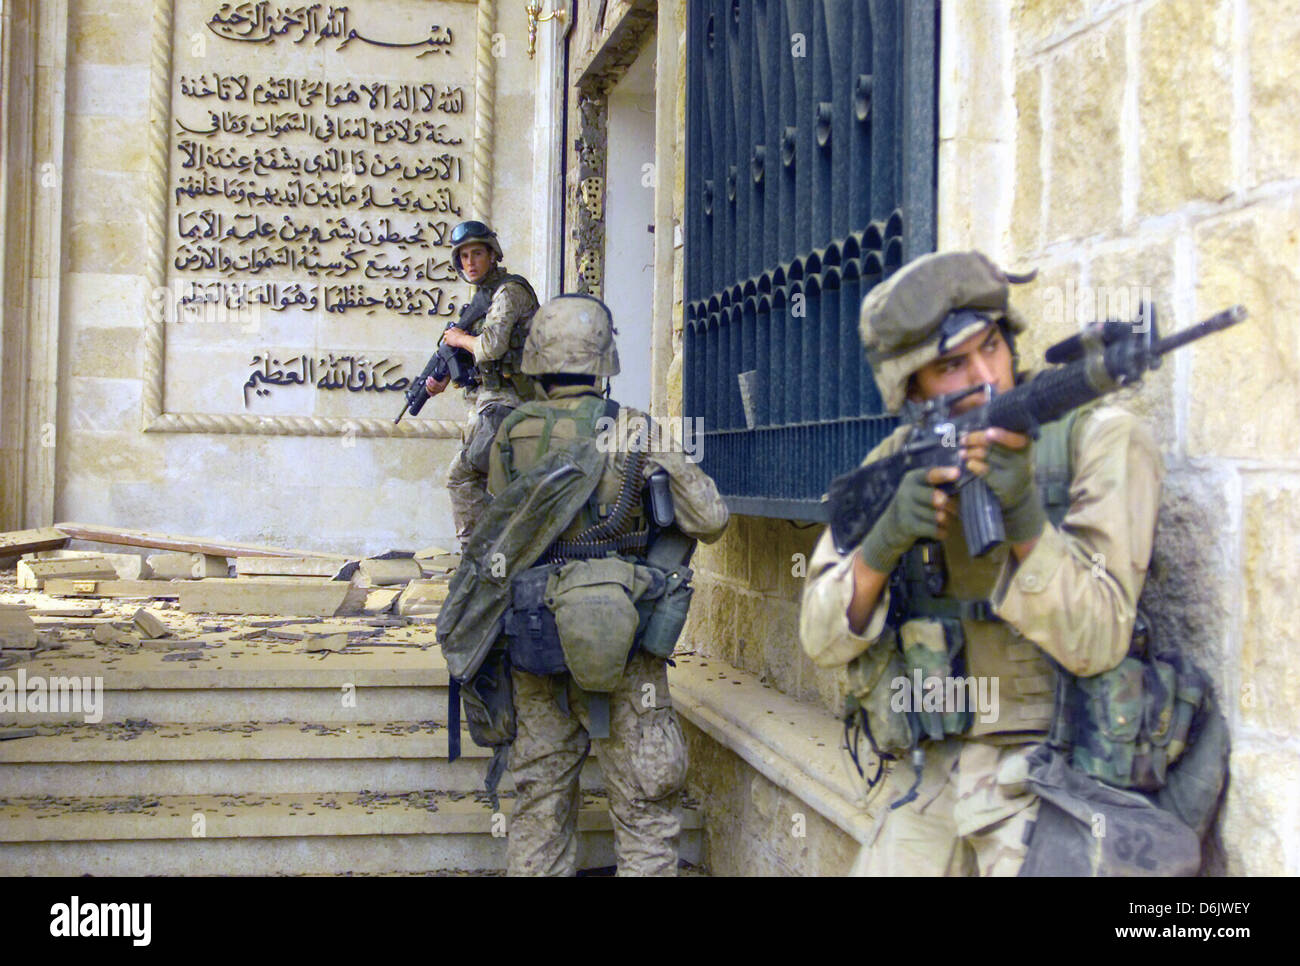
[799,252,1163,876]
[486,296,729,876]
[446,265,539,549]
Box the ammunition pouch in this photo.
[899,617,974,740]
[1063,646,1206,792]
[503,562,566,675]
[505,557,665,691]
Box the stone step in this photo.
[1,686,444,725]
[0,790,703,875]
[0,720,603,795]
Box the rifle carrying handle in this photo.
[959,476,1006,557]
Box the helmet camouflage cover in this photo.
[859,250,1029,412]
[522,294,621,377]
[449,219,504,280]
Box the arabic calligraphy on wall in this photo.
[163,0,481,418]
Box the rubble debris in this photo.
[0,605,38,650]
[146,552,202,580]
[17,557,117,590]
[235,556,347,578]
[30,549,150,580]
[358,557,423,586]
[177,577,353,617]
[92,623,142,648]
[396,579,449,617]
[191,554,230,579]
[362,588,401,614]
[0,527,69,557]
[52,522,347,560]
[131,609,171,639]
[43,579,183,599]
[297,633,348,654]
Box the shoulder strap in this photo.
[1035,405,1094,528]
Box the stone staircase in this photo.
[0,599,702,875]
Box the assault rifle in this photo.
[393,321,480,425]
[825,303,1248,557]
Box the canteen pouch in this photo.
[504,563,567,676]
[547,557,658,692]
[638,566,693,659]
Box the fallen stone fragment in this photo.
[298,633,348,654]
[396,579,449,617]
[92,623,141,648]
[17,557,117,590]
[132,608,171,639]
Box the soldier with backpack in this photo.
[438,294,728,875]
[799,251,1227,876]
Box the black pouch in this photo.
[504,563,567,675]
[461,649,516,748]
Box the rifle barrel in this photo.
[1152,305,1247,357]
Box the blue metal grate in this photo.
[684,0,938,520]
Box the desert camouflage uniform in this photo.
[801,403,1163,875]
[488,383,729,876]
[446,266,539,550]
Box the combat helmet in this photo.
[522,294,621,377]
[449,219,504,281]
[858,251,1032,413]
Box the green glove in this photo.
[858,467,946,573]
[982,438,1047,542]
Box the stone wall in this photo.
[8,0,544,554]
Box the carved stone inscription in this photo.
[164,1,479,418]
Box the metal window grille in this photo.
[684,0,938,520]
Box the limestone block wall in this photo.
[32,0,543,553]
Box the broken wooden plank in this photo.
[52,522,349,560]
[235,556,347,578]
[396,579,449,617]
[17,557,119,590]
[359,557,423,586]
[43,579,186,599]
[0,527,68,557]
[177,578,352,617]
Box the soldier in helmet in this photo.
[799,251,1164,875]
[485,294,729,876]
[426,219,540,551]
